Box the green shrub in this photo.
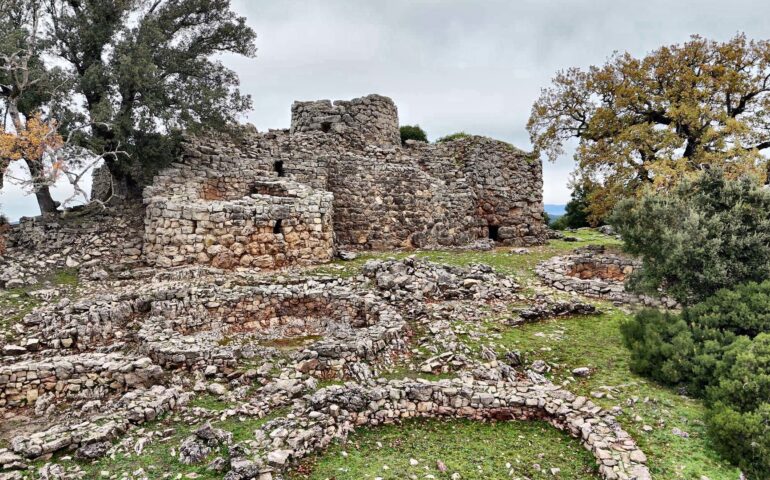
[622,282,770,396]
[707,334,770,412]
[399,125,428,144]
[543,211,551,226]
[621,309,691,383]
[610,169,770,305]
[622,285,770,477]
[684,281,770,338]
[706,403,770,479]
[436,132,471,143]
[620,308,730,395]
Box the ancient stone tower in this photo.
[142,94,547,269]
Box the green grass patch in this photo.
[0,289,40,341]
[0,267,79,340]
[48,268,79,287]
[291,418,600,479]
[188,393,231,412]
[26,416,225,480]
[491,308,739,479]
[309,228,620,281]
[32,408,292,480]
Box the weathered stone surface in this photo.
[225,377,651,480]
[536,245,677,307]
[143,94,547,271]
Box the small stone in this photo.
[267,449,292,467]
[207,383,227,395]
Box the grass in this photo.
[309,228,621,282]
[64,416,226,480]
[7,231,742,479]
[291,418,600,480]
[0,268,78,341]
[296,231,739,480]
[486,308,740,479]
[30,407,292,480]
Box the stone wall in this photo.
[536,246,677,308]
[142,94,547,270]
[229,377,651,480]
[290,94,400,147]
[0,353,161,407]
[12,270,408,377]
[0,207,144,288]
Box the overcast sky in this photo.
[2,0,769,221]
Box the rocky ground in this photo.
[0,229,741,480]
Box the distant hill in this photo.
[544,204,566,216]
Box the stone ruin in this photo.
[0,96,655,480]
[143,94,547,270]
[0,259,651,480]
[536,245,677,308]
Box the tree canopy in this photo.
[1,0,256,214]
[399,125,427,144]
[528,34,770,224]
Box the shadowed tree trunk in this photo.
[24,158,59,214]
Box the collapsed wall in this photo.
[142,94,546,269]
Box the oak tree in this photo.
[528,34,770,223]
[0,0,65,213]
[47,0,257,197]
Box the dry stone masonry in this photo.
[536,246,676,307]
[143,94,546,270]
[225,377,651,480]
[0,93,657,478]
[0,353,161,408]
[0,206,144,288]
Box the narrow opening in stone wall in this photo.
[274,160,285,177]
[274,219,283,235]
[320,121,332,133]
[488,225,500,242]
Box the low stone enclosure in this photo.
[143,94,547,270]
[0,256,653,479]
[232,377,651,480]
[9,273,407,377]
[536,246,676,308]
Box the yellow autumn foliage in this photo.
[529,34,770,224]
[0,113,64,176]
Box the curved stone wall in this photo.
[144,176,334,269]
[228,378,651,480]
[536,246,675,307]
[290,94,400,147]
[10,272,408,376]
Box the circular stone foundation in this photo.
[134,278,407,374]
[536,246,674,307]
[230,377,651,480]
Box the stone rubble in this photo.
[0,225,655,478]
[0,207,144,289]
[143,94,547,271]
